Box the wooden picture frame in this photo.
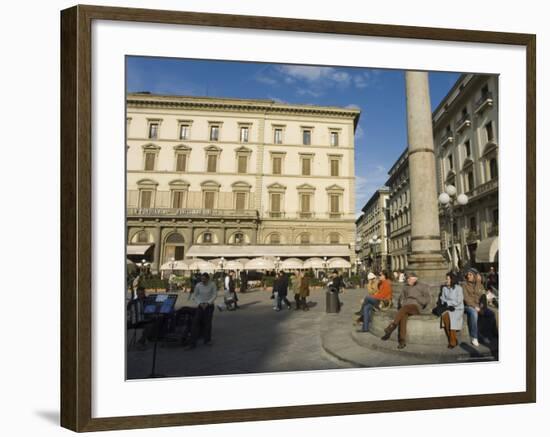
[60,4,536,432]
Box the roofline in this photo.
[127,93,361,129]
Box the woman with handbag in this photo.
[436,272,464,349]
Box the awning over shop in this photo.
[303,258,325,269]
[245,258,275,270]
[280,258,304,270]
[127,244,153,256]
[186,244,351,258]
[328,257,352,269]
[475,237,499,263]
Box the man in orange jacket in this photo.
[360,271,393,332]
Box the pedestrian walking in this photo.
[274,271,291,311]
[298,271,310,311]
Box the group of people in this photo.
[271,270,311,311]
[356,268,498,350]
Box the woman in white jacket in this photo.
[440,272,464,349]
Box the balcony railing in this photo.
[439,132,454,147]
[269,211,285,218]
[127,207,258,218]
[299,212,315,218]
[474,92,494,114]
[456,114,471,133]
[472,177,499,198]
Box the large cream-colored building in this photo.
[386,149,411,271]
[433,74,499,266]
[126,94,360,272]
[356,187,390,271]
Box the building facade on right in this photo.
[433,73,499,268]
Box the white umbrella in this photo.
[245,257,275,270]
[281,258,304,270]
[303,257,325,269]
[187,260,216,273]
[159,260,190,271]
[328,257,352,269]
[236,258,251,265]
[223,260,244,271]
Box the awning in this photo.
[186,244,351,258]
[475,237,499,263]
[127,244,153,256]
[187,260,216,273]
[280,258,304,270]
[223,260,245,271]
[328,257,352,268]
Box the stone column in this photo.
[405,71,447,284]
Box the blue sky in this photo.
[127,57,460,214]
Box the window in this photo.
[448,154,453,171]
[485,122,494,142]
[175,153,187,172]
[492,209,499,224]
[330,131,339,146]
[302,129,311,145]
[238,155,248,174]
[446,124,451,134]
[144,152,156,171]
[171,190,185,209]
[270,233,281,244]
[301,157,311,176]
[148,122,159,139]
[469,216,477,231]
[179,124,190,140]
[330,159,340,177]
[203,232,213,244]
[270,193,282,217]
[274,128,283,144]
[462,107,468,117]
[464,140,471,158]
[489,158,498,180]
[136,231,149,243]
[300,233,311,244]
[235,192,246,210]
[204,191,215,209]
[207,155,217,173]
[329,232,340,244]
[240,126,249,143]
[140,190,152,208]
[234,232,244,245]
[452,222,458,237]
[481,84,489,97]
[210,125,220,141]
[272,156,282,174]
[330,195,340,213]
[467,171,475,192]
[300,194,312,217]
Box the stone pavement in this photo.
[127,286,497,380]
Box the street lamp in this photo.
[323,256,328,277]
[439,184,468,271]
[368,235,382,272]
[275,256,281,273]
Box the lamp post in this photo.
[275,256,281,274]
[438,184,469,271]
[323,256,328,278]
[368,235,382,272]
[169,257,175,291]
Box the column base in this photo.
[406,253,448,286]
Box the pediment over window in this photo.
[297,183,316,192]
[231,181,252,190]
[141,143,160,150]
[168,179,190,188]
[267,182,287,191]
[200,180,221,189]
[462,158,474,170]
[482,142,498,157]
[136,178,159,187]
[173,144,191,151]
[325,184,344,192]
[204,145,222,152]
[235,146,252,154]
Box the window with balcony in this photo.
[140,190,153,208]
[204,191,215,209]
[300,193,312,218]
[235,192,247,210]
[171,190,185,209]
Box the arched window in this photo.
[269,233,281,244]
[299,233,311,244]
[234,232,244,244]
[329,232,341,244]
[133,230,150,243]
[164,233,185,262]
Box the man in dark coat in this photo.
[274,271,291,311]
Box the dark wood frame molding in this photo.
[61,4,536,432]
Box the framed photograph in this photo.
[60,4,536,432]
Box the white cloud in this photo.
[355,125,365,139]
[255,75,278,86]
[346,103,361,110]
[269,96,287,104]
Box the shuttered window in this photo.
[176,153,187,172]
[235,192,246,210]
[172,191,185,208]
[144,153,155,171]
[140,191,152,208]
[272,157,282,174]
[330,195,340,213]
[204,192,215,209]
[302,158,311,176]
[207,155,217,172]
[238,155,248,173]
[330,159,339,176]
